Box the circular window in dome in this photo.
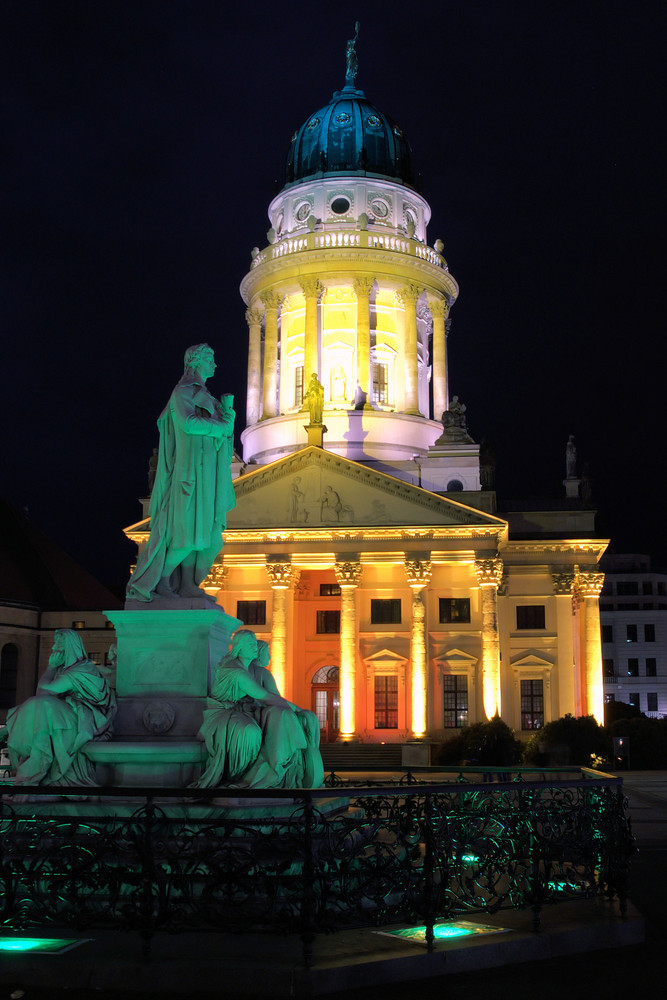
[295,201,311,222]
[334,112,351,125]
[367,115,382,128]
[306,117,320,131]
[330,196,351,215]
[370,198,389,219]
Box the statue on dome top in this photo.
[345,22,360,87]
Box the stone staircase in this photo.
[319,741,404,772]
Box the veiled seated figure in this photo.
[194,629,323,789]
[5,629,116,786]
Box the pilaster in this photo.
[335,559,363,740]
[265,558,297,696]
[575,570,605,724]
[475,556,504,720]
[404,559,432,737]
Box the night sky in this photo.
[2,1,665,592]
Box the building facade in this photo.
[127,57,607,744]
[600,553,667,718]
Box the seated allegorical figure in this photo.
[5,629,117,786]
[194,629,323,789]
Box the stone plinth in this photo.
[84,740,206,787]
[105,607,241,740]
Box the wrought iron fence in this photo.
[0,768,633,968]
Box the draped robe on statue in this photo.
[127,370,236,601]
[7,651,116,785]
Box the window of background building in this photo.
[647,693,658,712]
[294,365,304,407]
[627,658,639,677]
[371,599,401,625]
[520,679,544,730]
[628,692,640,710]
[89,652,102,665]
[659,582,666,597]
[603,659,615,677]
[645,624,656,642]
[236,600,266,626]
[516,605,546,630]
[601,624,613,643]
[72,620,85,630]
[646,657,657,677]
[374,675,398,728]
[643,581,653,595]
[0,643,19,710]
[439,598,471,624]
[316,610,340,634]
[320,583,341,596]
[600,602,614,611]
[371,362,389,404]
[604,693,615,704]
[617,582,639,595]
[626,624,638,643]
[443,676,468,728]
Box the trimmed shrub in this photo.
[434,716,523,766]
[523,714,610,766]
[608,716,667,769]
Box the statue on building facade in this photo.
[434,395,475,445]
[126,344,236,602]
[4,630,116,786]
[566,434,577,479]
[304,373,325,426]
[194,629,323,789]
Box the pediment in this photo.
[434,648,479,670]
[228,448,507,533]
[510,650,555,671]
[363,648,409,667]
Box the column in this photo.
[353,275,374,407]
[300,277,322,381]
[265,559,296,696]
[398,284,423,415]
[575,570,605,725]
[405,559,433,737]
[430,298,449,421]
[475,557,504,720]
[335,560,362,740]
[551,568,578,713]
[260,290,282,419]
[245,306,263,426]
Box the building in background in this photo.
[0,500,120,720]
[600,553,667,718]
[126,50,607,745]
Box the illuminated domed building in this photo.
[128,42,606,749]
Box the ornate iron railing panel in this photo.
[0,768,633,967]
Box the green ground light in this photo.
[378,920,509,944]
[0,938,86,954]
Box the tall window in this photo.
[626,624,638,643]
[647,693,658,712]
[443,676,468,728]
[374,675,398,728]
[646,657,657,677]
[520,679,544,730]
[645,624,656,642]
[516,605,545,630]
[316,610,340,634]
[601,624,613,643]
[0,643,19,710]
[371,362,389,404]
[603,659,615,678]
[236,600,266,626]
[294,366,304,407]
[439,598,471,623]
[627,658,639,677]
[628,692,640,710]
[371,599,401,624]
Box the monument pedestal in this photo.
[101,606,241,786]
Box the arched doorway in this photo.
[311,665,340,743]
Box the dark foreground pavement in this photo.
[0,771,664,1000]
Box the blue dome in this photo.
[284,86,415,189]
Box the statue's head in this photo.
[50,629,87,669]
[184,343,215,375]
[256,640,271,668]
[231,628,258,662]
